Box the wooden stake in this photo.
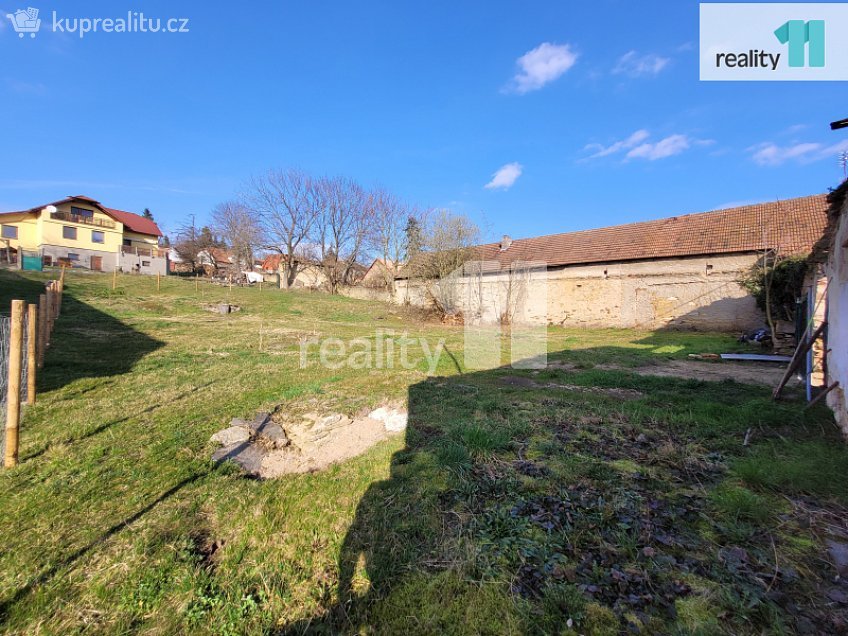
[805,381,839,410]
[50,283,57,321]
[37,293,47,367]
[195,275,199,292]
[773,321,827,400]
[259,280,263,292]
[157,272,161,291]
[4,300,25,468]
[60,264,66,285]
[26,304,37,405]
[112,269,117,291]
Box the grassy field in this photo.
[0,268,846,635]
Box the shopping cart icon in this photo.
[6,7,41,38]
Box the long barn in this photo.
[395,195,829,330]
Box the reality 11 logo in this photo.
[774,20,825,67]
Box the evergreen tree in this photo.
[142,208,154,220]
[403,216,423,261]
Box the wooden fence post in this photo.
[157,272,161,291]
[47,283,55,335]
[37,293,47,367]
[112,269,117,291]
[4,300,25,468]
[26,304,37,405]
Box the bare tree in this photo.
[211,200,263,273]
[173,215,203,272]
[246,169,321,289]
[369,189,425,292]
[408,209,480,315]
[313,176,375,294]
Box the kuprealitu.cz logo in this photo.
[6,7,40,38]
[5,6,190,39]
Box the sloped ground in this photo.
[0,269,846,635]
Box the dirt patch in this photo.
[499,375,643,400]
[260,413,391,477]
[549,358,794,386]
[210,406,407,478]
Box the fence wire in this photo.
[0,311,30,457]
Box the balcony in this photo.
[121,245,168,259]
[50,210,116,229]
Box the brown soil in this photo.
[547,358,795,386]
[259,409,401,478]
[603,359,791,386]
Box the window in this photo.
[63,226,77,240]
[42,255,52,267]
[67,253,80,261]
[70,206,94,219]
[92,230,105,244]
[142,260,151,267]
[1,224,17,239]
[123,238,132,246]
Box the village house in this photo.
[259,253,329,289]
[395,195,829,331]
[0,195,166,275]
[197,247,235,276]
[360,258,398,288]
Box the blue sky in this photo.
[1,0,847,242]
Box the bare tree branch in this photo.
[246,168,321,288]
[313,176,375,294]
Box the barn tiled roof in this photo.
[396,194,829,279]
[475,194,828,268]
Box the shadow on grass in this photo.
[279,337,843,635]
[0,269,164,393]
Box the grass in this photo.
[0,268,846,635]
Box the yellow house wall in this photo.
[0,213,40,251]
[38,202,124,253]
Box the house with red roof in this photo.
[0,195,167,274]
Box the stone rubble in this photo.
[209,405,407,478]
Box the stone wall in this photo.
[42,244,117,271]
[118,251,168,276]
[825,200,848,435]
[339,285,393,303]
[394,253,763,331]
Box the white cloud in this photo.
[6,79,47,95]
[626,134,691,160]
[583,131,708,161]
[584,129,650,159]
[485,162,523,190]
[613,51,670,77]
[508,43,577,94]
[749,140,848,166]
